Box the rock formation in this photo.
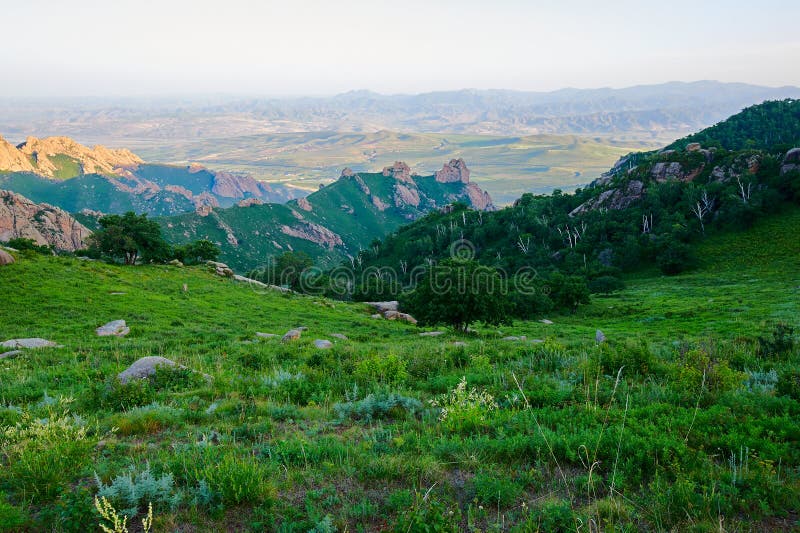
[0,190,91,251]
[570,180,645,216]
[435,158,471,184]
[297,197,313,211]
[280,222,345,249]
[382,161,414,183]
[13,136,142,177]
[393,183,421,208]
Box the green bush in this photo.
[334,391,422,422]
[471,472,522,507]
[393,495,460,533]
[95,465,181,517]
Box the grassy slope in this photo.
[0,210,798,531]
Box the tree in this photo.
[252,251,314,291]
[547,272,590,313]
[400,258,511,332]
[656,238,696,275]
[174,240,220,265]
[88,212,171,265]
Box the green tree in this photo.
[174,240,220,265]
[401,258,510,332]
[88,212,171,265]
[252,251,314,291]
[547,272,590,312]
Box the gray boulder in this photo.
[256,332,278,339]
[118,356,179,384]
[282,329,302,342]
[540,319,554,325]
[419,331,444,337]
[1,338,60,349]
[331,333,348,340]
[367,301,399,313]
[314,339,333,349]
[596,330,606,343]
[96,320,130,337]
[0,350,22,359]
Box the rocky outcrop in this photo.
[650,162,684,182]
[382,161,414,183]
[781,148,800,175]
[466,182,494,210]
[570,180,645,216]
[435,158,470,184]
[11,136,142,177]
[0,136,35,173]
[341,167,356,178]
[371,195,390,211]
[237,198,263,208]
[1,338,61,349]
[393,183,421,207]
[0,190,91,251]
[297,197,313,211]
[280,222,344,249]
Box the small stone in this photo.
[540,319,553,325]
[256,332,278,338]
[0,350,22,359]
[168,259,184,267]
[452,341,467,347]
[96,320,130,337]
[596,330,606,343]
[370,313,383,319]
[530,339,544,344]
[282,329,302,342]
[331,333,348,340]
[419,331,445,337]
[314,339,333,349]
[502,336,526,341]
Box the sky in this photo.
[2,0,799,97]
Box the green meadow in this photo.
[0,210,798,531]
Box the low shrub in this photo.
[95,465,181,518]
[334,391,422,422]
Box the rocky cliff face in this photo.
[435,158,471,183]
[382,161,414,183]
[0,189,91,251]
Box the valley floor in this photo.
[0,211,798,531]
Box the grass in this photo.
[0,211,798,531]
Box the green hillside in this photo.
[667,98,800,151]
[0,206,797,531]
[159,168,492,271]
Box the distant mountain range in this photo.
[2,82,798,141]
[0,135,300,216]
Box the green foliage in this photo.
[757,322,796,358]
[547,273,590,312]
[250,251,313,291]
[95,465,181,518]
[657,239,697,275]
[88,212,171,264]
[401,258,511,331]
[471,472,522,507]
[334,391,422,422]
[173,239,220,265]
[0,493,27,531]
[393,495,461,533]
[588,275,625,294]
[4,237,51,255]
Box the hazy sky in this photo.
[3,0,799,97]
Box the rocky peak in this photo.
[781,147,800,175]
[341,167,356,178]
[382,161,414,182]
[13,135,143,177]
[435,158,471,184]
[0,189,91,251]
